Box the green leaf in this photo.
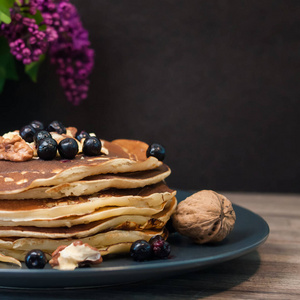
[0,77,5,93]
[5,55,18,80]
[23,10,44,26]
[25,54,45,83]
[22,9,45,30]
[0,36,19,81]
[39,24,47,31]
[0,0,14,24]
[0,36,8,53]
[0,11,11,24]
[0,65,6,78]
[31,10,43,24]
[0,34,18,92]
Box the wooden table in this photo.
[0,192,299,299]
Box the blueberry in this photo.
[25,249,47,269]
[76,130,90,141]
[37,137,57,160]
[20,125,36,143]
[83,137,102,156]
[30,120,44,132]
[151,238,171,259]
[149,235,165,245]
[33,130,52,144]
[58,138,78,159]
[47,120,66,134]
[146,143,165,161]
[130,240,152,261]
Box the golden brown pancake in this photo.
[0,140,162,195]
[0,182,175,226]
[0,198,176,238]
[0,228,168,259]
[0,164,171,199]
[0,136,175,263]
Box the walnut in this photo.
[172,190,236,244]
[0,133,33,162]
[66,127,77,138]
[50,129,82,154]
[49,241,103,270]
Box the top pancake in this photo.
[0,139,162,195]
[0,164,171,200]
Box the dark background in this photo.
[0,0,299,193]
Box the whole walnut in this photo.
[172,190,236,244]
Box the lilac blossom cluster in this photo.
[37,0,94,105]
[0,0,94,105]
[1,1,57,65]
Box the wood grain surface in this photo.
[0,192,299,299]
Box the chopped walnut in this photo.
[49,241,103,270]
[66,127,77,138]
[50,129,82,153]
[0,133,33,162]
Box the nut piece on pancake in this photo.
[0,123,103,163]
[172,190,236,244]
[0,132,33,162]
[49,241,103,270]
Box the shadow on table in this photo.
[0,250,261,300]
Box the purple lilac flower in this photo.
[37,0,94,105]
[0,1,55,65]
[0,0,94,105]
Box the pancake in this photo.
[47,164,171,198]
[0,132,175,264]
[0,198,176,239]
[0,182,175,225]
[0,139,162,195]
[0,228,167,258]
[0,243,133,261]
[0,164,171,200]
[0,239,166,261]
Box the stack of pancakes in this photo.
[0,139,176,261]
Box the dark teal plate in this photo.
[0,190,269,289]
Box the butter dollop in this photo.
[49,241,103,270]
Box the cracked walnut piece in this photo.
[172,190,236,244]
[0,133,33,162]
